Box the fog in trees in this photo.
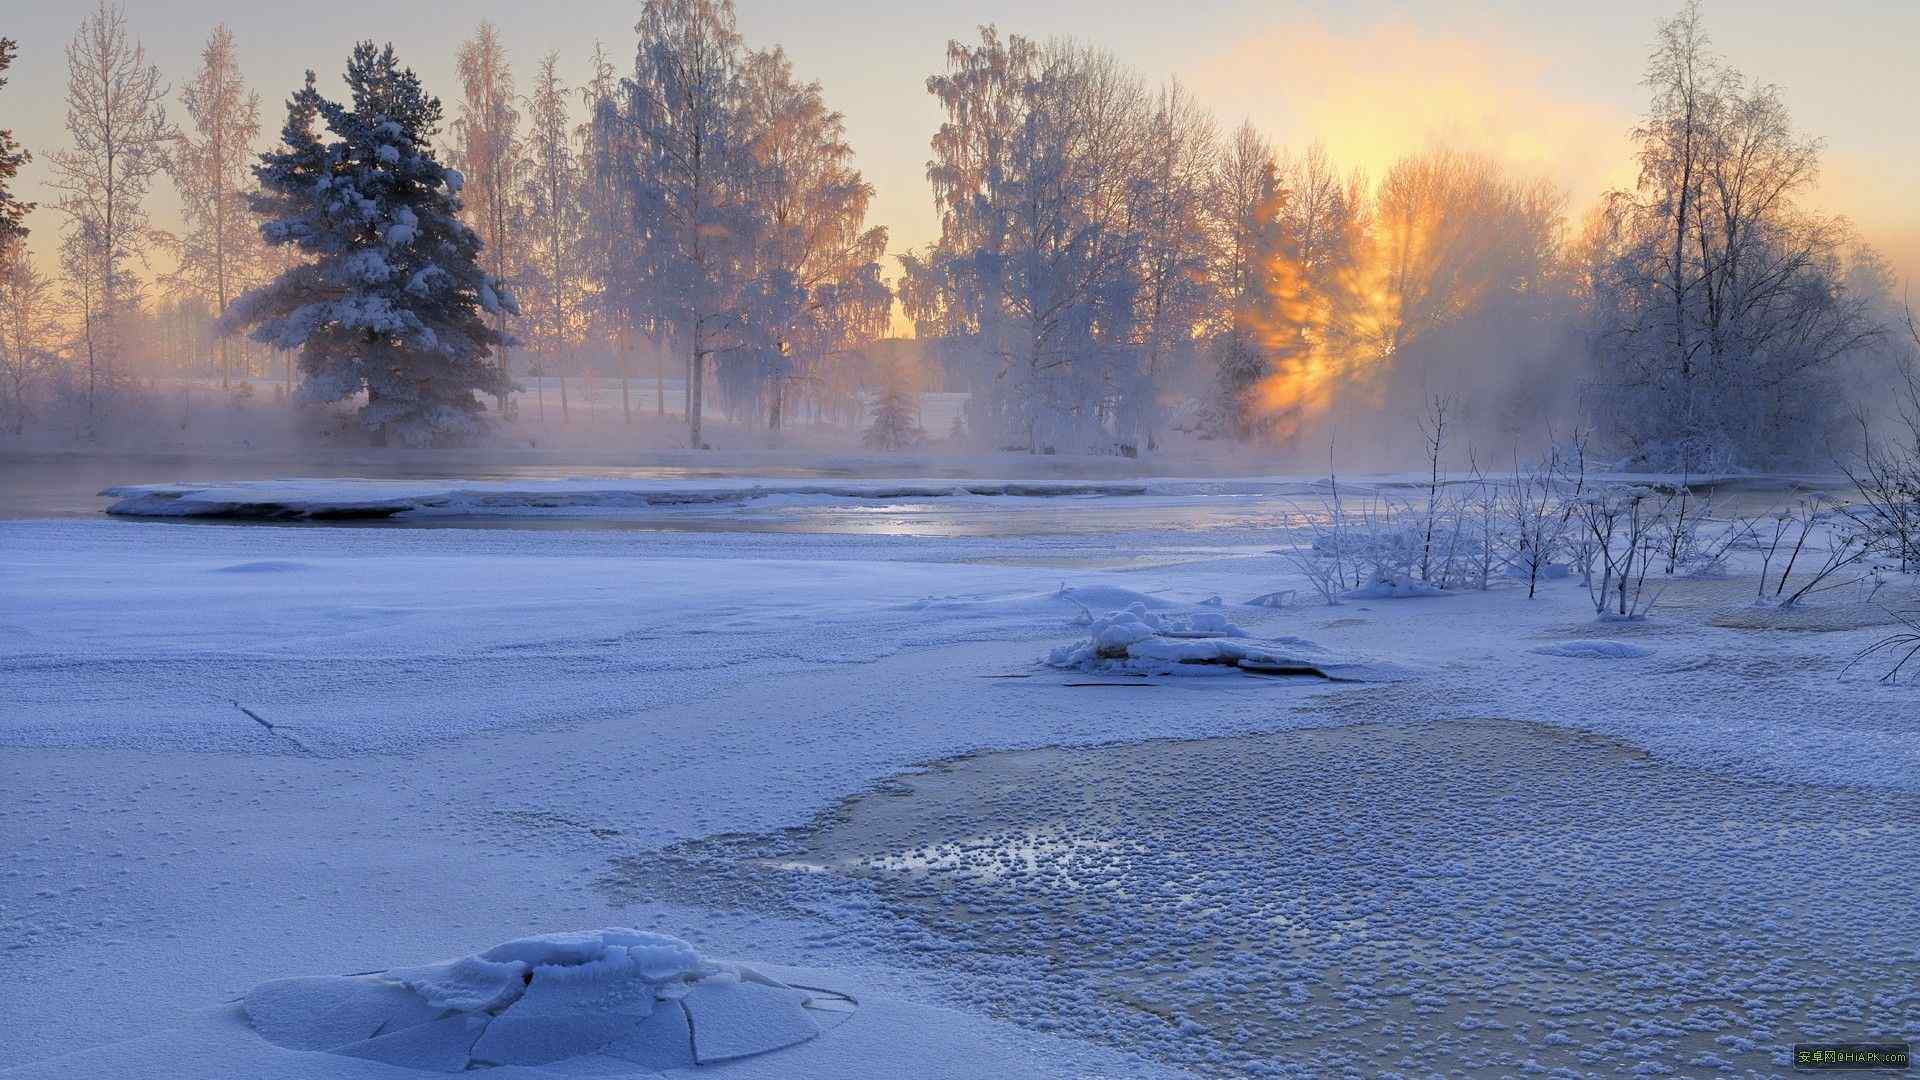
[0,0,1911,476]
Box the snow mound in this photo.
[1343,577,1445,600]
[1531,640,1653,659]
[1045,603,1409,681]
[242,928,846,1072]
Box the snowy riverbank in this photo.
[3,481,1916,1076]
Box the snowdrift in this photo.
[1045,603,1412,681]
[241,928,850,1072]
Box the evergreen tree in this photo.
[224,43,517,446]
[863,386,924,451]
[863,355,924,450]
[0,38,32,249]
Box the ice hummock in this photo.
[1044,603,1411,681]
[241,928,844,1072]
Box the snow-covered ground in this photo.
[2,472,1916,1077]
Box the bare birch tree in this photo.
[0,242,56,433]
[520,52,584,423]
[167,24,261,391]
[452,21,525,413]
[52,2,176,415]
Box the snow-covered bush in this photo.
[1281,488,1487,602]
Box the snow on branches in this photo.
[223,43,519,446]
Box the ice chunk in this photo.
[1046,607,1410,681]
[600,1000,696,1069]
[682,977,821,1064]
[334,1014,487,1073]
[389,953,529,1012]
[239,928,832,1070]
[467,952,663,1066]
[242,975,439,1051]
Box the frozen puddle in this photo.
[608,721,1920,1078]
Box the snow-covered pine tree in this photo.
[863,386,924,451]
[224,42,517,446]
[0,38,32,249]
[863,355,924,451]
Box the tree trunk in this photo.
[620,347,631,423]
[367,385,386,446]
[689,344,705,449]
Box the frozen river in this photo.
[3,454,1910,1079]
[0,452,1825,538]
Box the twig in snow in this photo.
[231,700,315,755]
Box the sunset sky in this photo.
[6,0,1916,306]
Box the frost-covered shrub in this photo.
[1573,484,1670,619]
[1851,463,1920,574]
[1753,493,1877,607]
[1847,608,1920,684]
[1841,390,1920,574]
[1496,452,1573,597]
[1281,487,1496,602]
